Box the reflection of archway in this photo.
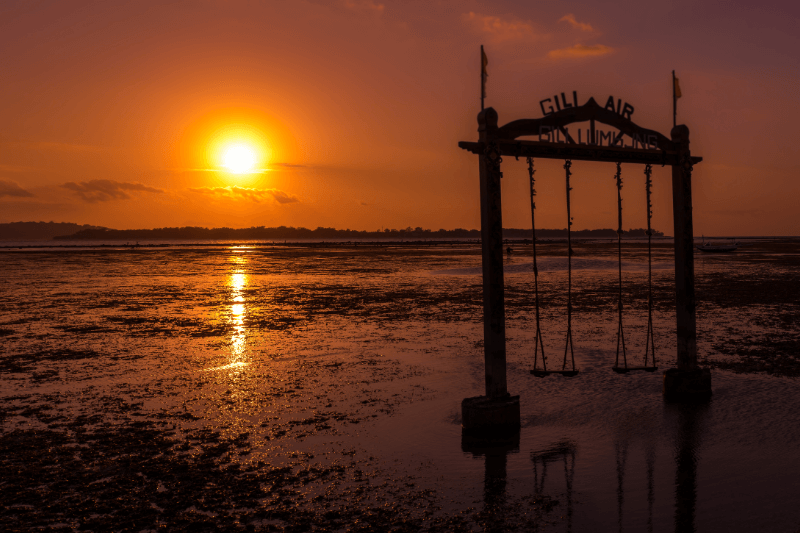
[615,438,629,533]
[531,440,576,532]
[610,404,705,533]
[669,403,707,533]
[461,432,519,532]
[613,437,657,533]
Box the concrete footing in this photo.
[461,394,520,437]
[663,368,712,402]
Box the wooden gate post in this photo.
[664,124,711,401]
[462,108,520,434]
[478,108,507,398]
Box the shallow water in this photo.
[1,241,799,531]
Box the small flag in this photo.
[673,76,682,99]
[481,45,488,103]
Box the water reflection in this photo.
[459,403,707,533]
[531,440,576,532]
[615,438,629,533]
[226,256,249,372]
[668,402,708,533]
[462,432,519,532]
[609,403,706,533]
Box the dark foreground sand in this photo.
[1,240,799,531]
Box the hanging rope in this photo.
[528,157,548,373]
[563,160,576,372]
[613,162,628,370]
[643,163,657,368]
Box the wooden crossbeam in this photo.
[458,139,702,166]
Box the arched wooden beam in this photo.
[497,97,675,151]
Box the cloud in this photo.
[548,44,614,59]
[462,12,537,42]
[188,186,299,204]
[0,179,34,198]
[61,179,164,203]
[559,14,593,32]
[342,0,384,15]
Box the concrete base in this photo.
[461,394,521,438]
[663,368,712,402]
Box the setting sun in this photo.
[222,144,257,174]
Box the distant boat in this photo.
[696,236,738,253]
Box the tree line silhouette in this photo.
[43,225,664,241]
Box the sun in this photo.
[222,144,258,174]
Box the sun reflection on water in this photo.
[223,255,249,374]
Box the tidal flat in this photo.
[1,240,799,532]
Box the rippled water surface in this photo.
[2,240,799,531]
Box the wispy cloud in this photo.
[462,12,538,42]
[188,186,299,204]
[0,179,34,198]
[61,179,164,203]
[559,14,593,32]
[548,44,613,59]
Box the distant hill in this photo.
[51,225,664,241]
[0,222,107,241]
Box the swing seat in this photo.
[612,366,658,374]
[530,369,579,378]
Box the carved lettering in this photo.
[531,93,657,150]
[621,103,634,120]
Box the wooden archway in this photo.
[459,97,710,434]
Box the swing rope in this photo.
[528,157,548,372]
[643,164,657,367]
[563,160,576,372]
[613,162,628,370]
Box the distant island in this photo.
[0,221,107,241]
[29,225,665,241]
[0,222,665,241]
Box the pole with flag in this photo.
[481,45,488,110]
[673,70,682,127]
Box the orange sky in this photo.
[1,0,798,235]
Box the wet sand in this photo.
[1,240,799,531]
